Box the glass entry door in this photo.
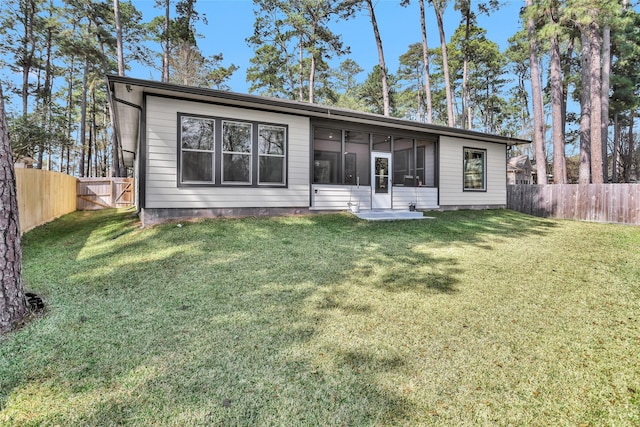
[371,152,392,209]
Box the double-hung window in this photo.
[258,125,286,185]
[222,121,252,184]
[180,116,215,183]
[463,147,486,191]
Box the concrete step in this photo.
[353,209,431,221]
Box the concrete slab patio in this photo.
[353,209,433,221]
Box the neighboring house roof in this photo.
[14,155,36,166]
[507,155,532,172]
[106,75,531,168]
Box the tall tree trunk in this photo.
[112,0,124,176]
[526,0,547,184]
[432,0,455,127]
[578,29,591,184]
[42,14,54,172]
[612,113,619,182]
[0,83,26,334]
[419,0,433,123]
[90,90,97,177]
[86,121,93,178]
[298,40,304,102]
[550,33,566,184]
[21,0,37,118]
[624,114,634,182]
[561,37,574,138]
[601,24,611,182]
[365,0,390,116]
[79,58,89,178]
[35,61,44,170]
[461,5,471,129]
[65,146,70,175]
[308,21,318,104]
[162,0,170,82]
[114,0,125,76]
[589,21,603,183]
[309,53,316,103]
[65,56,75,175]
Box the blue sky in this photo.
[132,0,524,93]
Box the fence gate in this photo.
[77,178,134,210]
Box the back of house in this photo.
[107,75,527,225]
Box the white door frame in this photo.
[371,151,392,209]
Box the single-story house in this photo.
[106,75,529,226]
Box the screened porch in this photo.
[310,124,439,211]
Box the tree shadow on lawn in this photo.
[418,209,558,247]
[2,208,559,425]
[3,212,416,425]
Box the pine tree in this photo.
[0,82,26,335]
[523,1,547,183]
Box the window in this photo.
[464,148,486,191]
[181,116,215,183]
[258,125,286,185]
[178,114,287,187]
[222,121,252,184]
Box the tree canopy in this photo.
[0,0,638,181]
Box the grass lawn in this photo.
[1,209,639,426]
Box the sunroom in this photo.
[310,121,439,211]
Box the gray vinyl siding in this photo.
[392,187,438,209]
[311,185,372,210]
[145,96,309,209]
[424,141,436,187]
[311,185,438,210]
[438,135,506,206]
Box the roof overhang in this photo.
[106,75,531,168]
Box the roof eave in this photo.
[106,75,532,147]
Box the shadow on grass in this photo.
[2,208,558,425]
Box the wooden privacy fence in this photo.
[507,184,640,225]
[15,169,77,233]
[77,178,134,210]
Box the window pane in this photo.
[392,138,413,187]
[313,151,339,184]
[182,151,213,182]
[417,140,436,187]
[313,127,341,184]
[416,146,425,186]
[223,121,252,153]
[344,153,357,185]
[345,131,369,186]
[182,117,214,151]
[259,156,284,184]
[259,125,285,155]
[464,149,485,190]
[223,153,251,183]
[374,157,389,194]
[393,149,415,186]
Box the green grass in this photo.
[1,208,639,426]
